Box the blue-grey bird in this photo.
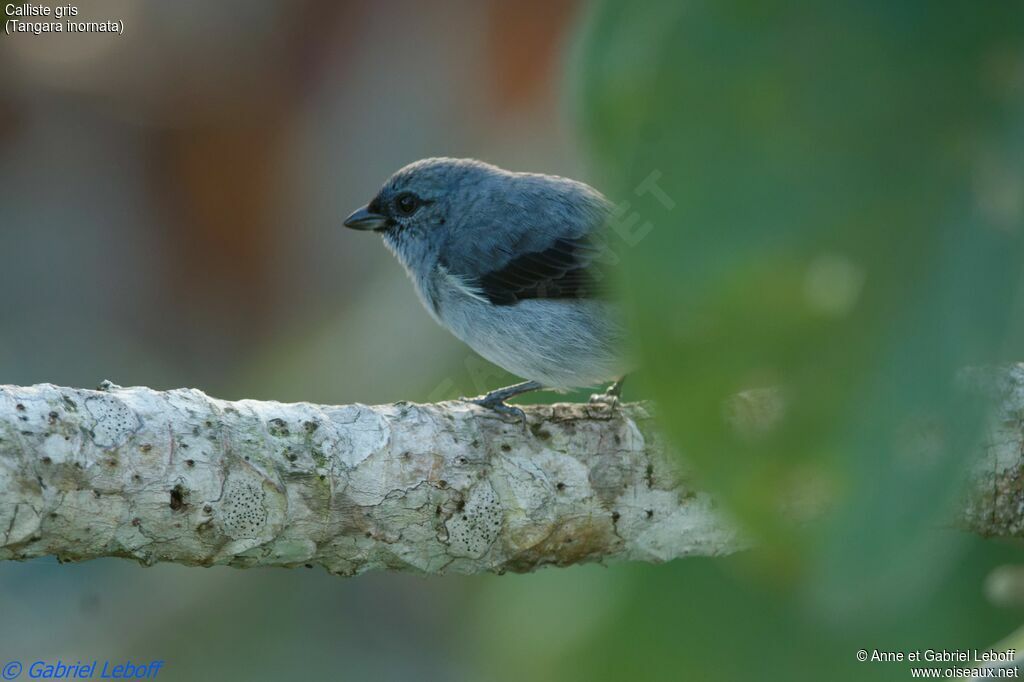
[343,157,626,418]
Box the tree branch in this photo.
[0,382,740,575]
[1,366,1020,575]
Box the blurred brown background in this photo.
[0,0,587,403]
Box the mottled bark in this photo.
[960,364,1024,538]
[0,382,740,575]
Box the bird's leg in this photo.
[462,380,544,422]
[589,376,626,406]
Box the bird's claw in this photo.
[462,395,527,425]
[459,380,541,427]
[588,391,620,407]
[589,378,625,408]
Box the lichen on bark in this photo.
[0,382,742,575]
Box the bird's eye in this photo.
[394,192,420,217]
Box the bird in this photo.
[343,157,627,420]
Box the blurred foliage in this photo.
[563,0,1024,679]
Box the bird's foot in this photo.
[460,380,542,425]
[464,394,527,424]
[589,377,625,407]
[587,392,619,407]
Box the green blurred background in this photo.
[2,1,1023,680]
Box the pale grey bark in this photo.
[960,364,1024,539]
[0,366,1021,576]
[0,382,740,575]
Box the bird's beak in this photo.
[343,205,389,232]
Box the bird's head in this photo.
[343,157,503,266]
[344,156,612,287]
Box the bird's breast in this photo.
[426,273,626,389]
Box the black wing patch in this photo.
[477,237,607,306]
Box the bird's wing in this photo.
[439,173,614,306]
[472,235,609,306]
